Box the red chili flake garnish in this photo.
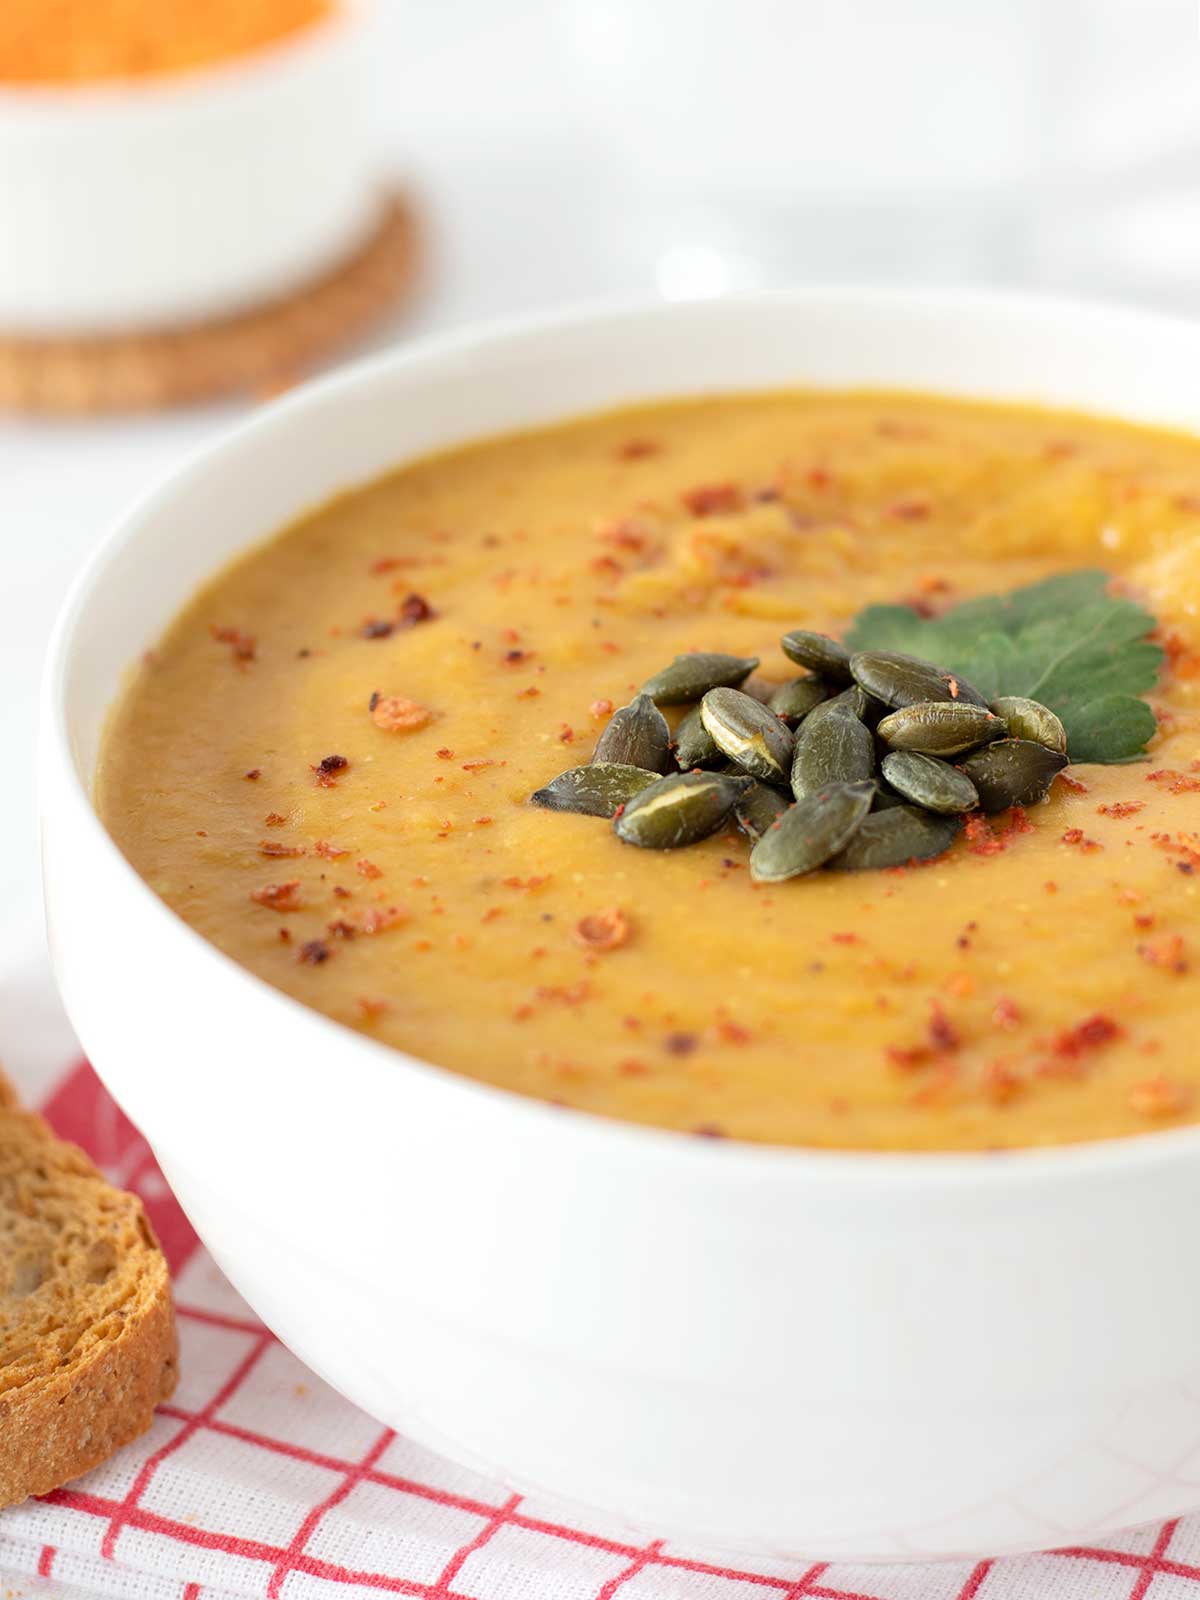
[947,677,961,699]
[885,1044,931,1071]
[361,618,395,639]
[693,1124,727,1139]
[1061,827,1103,852]
[1129,1075,1191,1117]
[356,858,383,879]
[982,1060,1024,1104]
[618,1058,649,1076]
[889,496,932,521]
[480,906,506,923]
[298,940,331,965]
[1138,933,1189,973]
[558,724,575,744]
[1147,768,1200,794]
[1134,912,1156,929]
[313,754,349,788]
[371,695,431,732]
[664,1031,698,1056]
[1045,880,1058,894]
[1057,772,1089,794]
[327,919,356,939]
[1050,1013,1123,1060]
[964,814,1006,856]
[436,747,455,760]
[504,649,530,665]
[313,839,348,860]
[462,758,498,772]
[617,438,660,460]
[250,880,301,912]
[992,995,1022,1029]
[398,592,436,626]
[278,928,292,942]
[534,981,591,1007]
[715,1018,751,1045]
[333,905,409,936]
[244,768,261,780]
[259,840,305,858]
[831,931,860,945]
[356,995,390,1020]
[474,815,493,826]
[503,875,550,891]
[209,624,256,663]
[681,482,742,517]
[1098,800,1144,818]
[264,812,286,828]
[368,556,405,575]
[900,595,938,619]
[927,1002,961,1053]
[332,884,352,899]
[574,908,630,952]
[589,698,614,719]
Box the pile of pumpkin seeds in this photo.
[531,631,1069,881]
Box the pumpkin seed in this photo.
[779,629,853,681]
[640,651,759,705]
[957,738,1068,813]
[591,692,673,773]
[790,698,875,799]
[988,695,1068,755]
[768,675,832,724]
[877,700,1003,757]
[827,805,961,871]
[871,785,909,811]
[739,676,777,706]
[850,649,987,709]
[531,763,659,818]
[614,770,753,849]
[672,703,722,769]
[700,687,794,784]
[734,781,790,841]
[749,780,875,882]
[880,749,979,814]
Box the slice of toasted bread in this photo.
[0,1070,178,1507]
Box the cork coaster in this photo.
[0,192,419,415]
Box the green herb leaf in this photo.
[845,571,1162,764]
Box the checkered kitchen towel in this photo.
[4,1062,1200,1600]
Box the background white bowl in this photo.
[39,289,1200,1562]
[0,4,380,333]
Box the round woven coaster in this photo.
[0,192,419,415]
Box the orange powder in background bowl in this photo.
[0,0,334,85]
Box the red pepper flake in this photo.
[436,747,455,760]
[534,981,591,1007]
[1147,768,1200,794]
[313,754,349,787]
[332,884,352,899]
[504,649,531,666]
[1057,772,1089,794]
[681,482,742,517]
[831,931,860,945]
[574,907,630,952]
[693,1123,727,1139]
[313,839,348,860]
[885,1044,931,1071]
[371,695,432,732]
[992,995,1022,1029]
[1061,827,1102,852]
[617,438,660,460]
[356,858,383,879]
[664,1031,698,1056]
[1138,933,1189,973]
[462,758,498,772]
[368,556,406,575]
[480,906,506,923]
[244,768,261,780]
[517,685,541,699]
[1134,912,1156,930]
[887,496,932,521]
[503,875,550,891]
[264,812,286,828]
[1050,1013,1123,1060]
[1129,1075,1191,1118]
[473,815,493,826]
[1045,880,1058,894]
[964,814,1006,856]
[715,1018,751,1045]
[259,840,305,858]
[1098,800,1145,818]
[618,1058,649,1075]
[298,939,331,965]
[589,698,614,719]
[330,905,409,937]
[250,879,301,911]
[982,1060,1025,1105]
[356,995,390,1020]
[927,1002,961,1053]
[361,618,396,639]
[398,593,436,626]
[209,624,256,663]
[558,724,575,744]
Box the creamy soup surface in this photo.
[98,391,1200,1151]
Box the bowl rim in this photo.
[43,281,1200,1190]
[0,0,363,119]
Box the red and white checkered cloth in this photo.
[5,1063,1200,1600]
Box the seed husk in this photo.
[749,780,875,882]
[640,651,759,705]
[531,763,659,818]
[877,700,1003,757]
[880,749,979,815]
[613,770,753,849]
[779,629,854,681]
[988,695,1068,755]
[790,698,875,799]
[734,781,790,841]
[672,702,722,769]
[591,693,673,773]
[700,687,794,784]
[957,738,1069,813]
[850,649,987,710]
[826,805,962,871]
[768,675,832,724]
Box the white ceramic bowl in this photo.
[40,289,1200,1563]
[0,4,379,333]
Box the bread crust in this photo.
[0,1074,178,1508]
